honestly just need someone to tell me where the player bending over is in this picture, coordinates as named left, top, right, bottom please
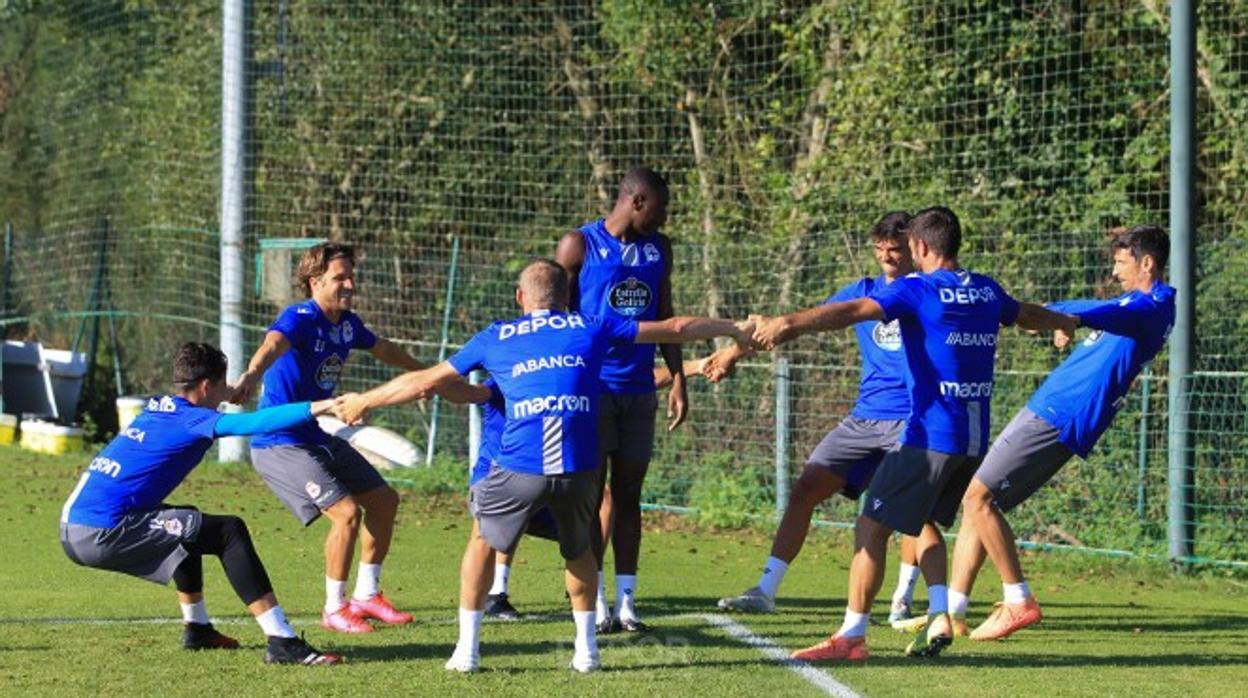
left=60, top=343, right=346, bottom=666
left=338, top=259, right=752, bottom=672
left=949, top=225, right=1175, bottom=640
left=751, top=207, right=1076, bottom=660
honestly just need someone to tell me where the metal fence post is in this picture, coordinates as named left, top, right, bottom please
left=774, top=357, right=790, bottom=516
left=1136, top=369, right=1152, bottom=520
left=468, top=370, right=482, bottom=474
left=1167, top=0, right=1196, bottom=565
left=219, top=0, right=253, bottom=462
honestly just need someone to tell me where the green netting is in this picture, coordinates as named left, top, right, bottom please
left=0, top=1, right=1244, bottom=566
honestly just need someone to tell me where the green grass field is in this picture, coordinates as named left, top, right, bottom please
left=2, top=445, right=1245, bottom=697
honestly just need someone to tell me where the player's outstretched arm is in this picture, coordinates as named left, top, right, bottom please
left=700, top=344, right=755, bottom=382
left=369, top=337, right=426, bottom=371
left=338, top=362, right=464, bottom=425
left=231, top=330, right=291, bottom=403
left=652, top=349, right=744, bottom=389
left=212, top=396, right=343, bottom=438
left=634, top=316, right=753, bottom=348
left=1014, top=303, right=1079, bottom=335
left=752, top=298, right=885, bottom=349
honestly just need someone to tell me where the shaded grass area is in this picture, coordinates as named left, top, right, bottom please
left=1, top=446, right=1245, bottom=697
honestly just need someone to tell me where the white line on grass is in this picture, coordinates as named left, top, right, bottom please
left=702, top=614, right=863, bottom=698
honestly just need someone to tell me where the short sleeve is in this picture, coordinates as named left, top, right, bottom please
left=825, top=279, right=864, bottom=305
left=1074, top=294, right=1157, bottom=338
left=448, top=327, right=493, bottom=375
left=349, top=314, right=377, bottom=350
left=995, top=282, right=1021, bottom=327
left=269, top=305, right=314, bottom=349
left=598, top=315, right=639, bottom=346
left=182, top=407, right=223, bottom=440
left=870, top=275, right=925, bottom=322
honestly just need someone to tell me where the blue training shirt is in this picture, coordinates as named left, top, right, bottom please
left=252, top=298, right=377, bottom=448
left=574, top=219, right=667, bottom=394
left=448, top=309, right=638, bottom=476
left=827, top=276, right=910, bottom=420
left=470, top=379, right=506, bottom=486
left=1027, top=282, right=1175, bottom=458
left=870, top=268, right=1020, bottom=456
left=62, top=396, right=314, bottom=528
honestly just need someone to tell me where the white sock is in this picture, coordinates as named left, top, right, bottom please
left=595, top=571, right=610, bottom=622
left=1003, top=580, right=1031, bottom=604
left=892, top=563, right=920, bottom=605
left=572, top=609, right=598, bottom=659
left=256, top=605, right=296, bottom=638
left=325, top=577, right=347, bottom=613
left=454, top=608, right=483, bottom=659
left=180, top=600, right=210, bottom=625
left=353, top=563, right=382, bottom=602
left=615, top=574, right=638, bottom=622
left=489, top=564, right=511, bottom=596
left=927, top=584, right=949, bottom=615
left=949, top=589, right=970, bottom=616
left=756, top=556, right=789, bottom=599
left=836, top=609, right=870, bottom=638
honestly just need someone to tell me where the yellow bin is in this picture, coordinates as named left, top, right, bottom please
left=116, top=396, right=148, bottom=431
left=0, top=414, right=16, bottom=445
left=20, top=419, right=84, bottom=455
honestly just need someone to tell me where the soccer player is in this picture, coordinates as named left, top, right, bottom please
left=715, top=212, right=934, bottom=631
left=337, top=259, right=752, bottom=672
left=60, top=343, right=344, bottom=665
left=555, top=167, right=683, bottom=632
left=949, top=225, right=1175, bottom=640
left=231, top=242, right=485, bottom=633
left=483, top=355, right=715, bottom=620
left=750, top=207, right=1077, bottom=660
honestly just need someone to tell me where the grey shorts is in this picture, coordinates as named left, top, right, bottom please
left=806, top=416, right=905, bottom=500
left=470, top=465, right=599, bottom=560
left=60, top=506, right=202, bottom=584
left=251, top=437, right=389, bottom=526
left=598, top=391, right=658, bottom=463
left=863, top=446, right=981, bottom=536
left=975, top=408, right=1075, bottom=513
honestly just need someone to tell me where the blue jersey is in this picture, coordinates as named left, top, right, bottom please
left=62, top=396, right=222, bottom=529
left=870, top=268, right=1020, bottom=456
left=1027, top=282, right=1175, bottom=458
left=827, top=276, right=910, bottom=420
left=470, top=380, right=506, bottom=486
left=253, top=299, right=377, bottom=448
left=448, top=309, right=638, bottom=476
left=574, top=219, right=668, bottom=394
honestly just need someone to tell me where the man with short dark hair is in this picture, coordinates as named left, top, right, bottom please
left=233, top=242, right=486, bottom=633
left=556, top=166, right=684, bottom=632
left=949, top=225, right=1175, bottom=641
left=337, top=258, right=753, bottom=673
left=61, top=343, right=345, bottom=665
left=751, top=206, right=1077, bottom=660
left=715, top=211, right=934, bottom=628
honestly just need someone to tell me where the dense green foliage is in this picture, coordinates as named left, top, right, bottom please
left=0, top=2, right=1244, bottom=561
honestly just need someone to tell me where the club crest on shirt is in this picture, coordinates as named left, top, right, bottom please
left=315, top=354, right=344, bottom=390
left=643, top=243, right=661, bottom=263
left=1083, top=330, right=1104, bottom=346
left=608, top=277, right=653, bottom=317
left=342, top=321, right=354, bottom=345
left=872, top=320, right=902, bottom=351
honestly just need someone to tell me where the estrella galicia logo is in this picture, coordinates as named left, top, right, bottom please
left=315, top=354, right=344, bottom=390
left=608, top=277, right=653, bottom=317
left=872, top=320, right=902, bottom=351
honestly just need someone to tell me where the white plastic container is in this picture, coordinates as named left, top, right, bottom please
left=116, top=396, right=148, bottom=431
left=19, top=419, right=84, bottom=455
